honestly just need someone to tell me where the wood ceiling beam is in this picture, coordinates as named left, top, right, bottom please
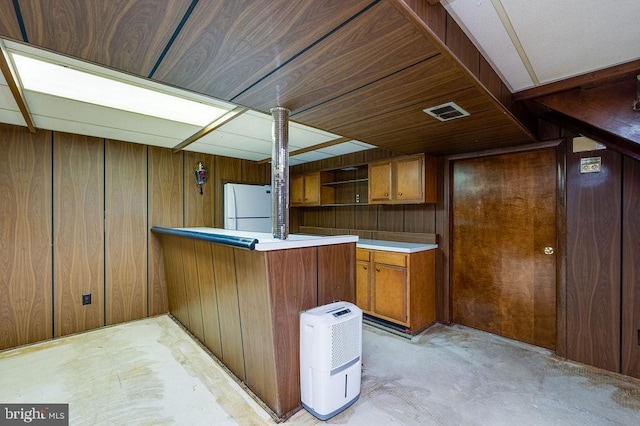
left=426, top=0, right=441, bottom=5
left=172, top=106, right=248, bottom=153
left=531, top=76, right=640, bottom=160
left=0, top=42, right=36, bottom=132
left=541, top=109, right=640, bottom=162
left=513, top=59, right=640, bottom=102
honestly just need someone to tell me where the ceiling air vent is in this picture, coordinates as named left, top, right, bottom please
left=423, top=102, right=470, bottom=122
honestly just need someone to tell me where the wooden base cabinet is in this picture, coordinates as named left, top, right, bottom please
left=356, top=247, right=436, bottom=332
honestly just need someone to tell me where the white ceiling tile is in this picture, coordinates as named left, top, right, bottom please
left=288, top=157, right=306, bottom=166
left=442, top=0, right=534, bottom=91
left=501, top=0, right=640, bottom=84
left=0, top=85, right=20, bottom=111
left=289, top=121, right=340, bottom=149
left=186, top=143, right=268, bottom=161
left=318, top=141, right=373, bottom=156
left=33, top=115, right=183, bottom=147
left=291, top=150, right=333, bottom=162
left=196, top=131, right=273, bottom=156
left=0, top=109, right=28, bottom=127
left=216, top=110, right=272, bottom=142
left=24, top=90, right=199, bottom=141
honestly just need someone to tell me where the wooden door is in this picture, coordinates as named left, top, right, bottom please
left=369, top=161, right=392, bottom=202
left=396, top=155, right=424, bottom=202
left=452, top=149, right=557, bottom=349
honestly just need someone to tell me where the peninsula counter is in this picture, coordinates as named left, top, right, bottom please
left=151, top=227, right=357, bottom=419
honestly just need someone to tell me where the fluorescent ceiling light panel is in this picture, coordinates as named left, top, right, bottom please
left=11, top=53, right=229, bottom=126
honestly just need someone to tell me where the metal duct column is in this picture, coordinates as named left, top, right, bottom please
left=271, top=107, right=289, bottom=240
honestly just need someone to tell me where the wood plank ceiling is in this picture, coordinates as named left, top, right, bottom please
left=0, top=0, right=536, bottom=156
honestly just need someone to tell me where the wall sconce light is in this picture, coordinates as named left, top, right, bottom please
left=194, top=162, right=208, bottom=195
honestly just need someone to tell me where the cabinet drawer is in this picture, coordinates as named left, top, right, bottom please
left=356, top=248, right=370, bottom=261
left=373, top=251, right=406, bottom=267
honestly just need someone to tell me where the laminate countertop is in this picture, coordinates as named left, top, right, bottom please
left=152, top=227, right=357, bottom=251
left=357, top=239, right=437, bottom=253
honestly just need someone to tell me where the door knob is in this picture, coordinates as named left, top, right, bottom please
left=544, top=246, right=554, bottom=255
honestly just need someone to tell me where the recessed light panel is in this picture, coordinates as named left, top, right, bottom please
left=11, top=53, right=229, bottom=126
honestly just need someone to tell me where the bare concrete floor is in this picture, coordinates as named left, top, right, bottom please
left=1, top=315, right=639, bottom=425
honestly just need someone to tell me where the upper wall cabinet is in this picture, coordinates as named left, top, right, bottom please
left=291, top=172, right=321, bottom=206
left=291, top=165, right=369, bottom=207
left=368, top=153, right=436, bottom=204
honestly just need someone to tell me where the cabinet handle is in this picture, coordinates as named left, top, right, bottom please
left=398, top=192, right=403, bottom=196
left=376, top=268, right=380, bottom=272
left=384, top=192, right=389, bottom=197
left=363, top=266, right=367, bottom=270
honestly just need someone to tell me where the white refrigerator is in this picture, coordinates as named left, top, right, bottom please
left=223, top=183, right=272, bottom=233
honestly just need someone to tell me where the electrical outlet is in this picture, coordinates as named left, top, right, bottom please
left=82, top=293, right=91, bottom=305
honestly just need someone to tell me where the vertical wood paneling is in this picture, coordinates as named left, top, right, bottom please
left=622, top=156, right=640, bottom=378
left=105, top=140, right=147, bottom=325
left=234, top=250, right=278, bottom=412
left=355, top=204, right=378, bottom=230
left=401, top=0, right=447, bottom=41
left=446, top=15, right=479, bottom=76
left=0, top=126, right=52, bottom=350
left=195, top=240, right=222, bottom=359
left=53, top=133, right=104, bottom=337
left=241, top=158, right=270, bottom=184
left=212, top=245, right=245, bottom=380
left=317, top=244, right=355, bottom=305
left=335, top=206, right=356, bottom=229
left=377, top=205, right=404, bottom=231
left=184, top=151, right=214, bottom=227
left=266, top=247, right=318, bottom=416
left=566, top=148, right=621, bottom=371
left=404, top=204, right=435, bottom=233
left=181, top=238, right=205, bottom=341
left=161, top=235, right=189, bottom=327
left=148, top=147, right=183, bottom=315
left=213, top=155, right=242, bottom=228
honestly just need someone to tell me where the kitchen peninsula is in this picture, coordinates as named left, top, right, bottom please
left=151, top=227, right=357, bottom=419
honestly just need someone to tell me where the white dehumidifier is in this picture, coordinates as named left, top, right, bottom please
left=300, top=301, right=362, bottom=420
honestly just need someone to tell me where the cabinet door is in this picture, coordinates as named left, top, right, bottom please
left=369, top=161, right=392, bottom=203
left=290, top=175, right=304, bottom=206
left=395, top=155, right=424, bottom=203
left=356, top=260, right=371, bottom=313
left=373, top=263, right=407, bottom=324
left=303, top=172, right=320, bottom=205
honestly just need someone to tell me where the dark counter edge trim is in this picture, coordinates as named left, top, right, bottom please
left=151, top=226, right=257, bottom=250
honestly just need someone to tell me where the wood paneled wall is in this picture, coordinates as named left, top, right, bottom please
left=622, top=155, right=640, bottom=378
left=0, top=123, right=269, bottom=351
left=105, top=140, right=148, bottom=325
left=566, top=147, right=622, bottom=372
left=0, top=125, right=52, bottom=349
left=54, top=133, right=104, bottom=337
